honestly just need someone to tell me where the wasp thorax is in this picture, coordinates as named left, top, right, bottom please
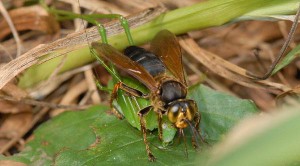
left=167, top=99, right=198, bottom=129
left=160, top=80, right=187, bottom=104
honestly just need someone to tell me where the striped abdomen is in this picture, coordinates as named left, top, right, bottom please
left=124, top=46, right=165, bottom=77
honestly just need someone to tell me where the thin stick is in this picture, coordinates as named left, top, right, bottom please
left=246, top=4, right=300, bottom=80
left=0, top=94, right=90, bottom=110
left=0, top=1, right=22, bottom=57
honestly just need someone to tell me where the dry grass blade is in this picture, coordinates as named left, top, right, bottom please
left=0, top=6, right=165, bottom=89
left=0, top=1, right=22, bottom=57
left=84, top=69, right=101, bottom=103
left=51, top=79, right=89, bottom=116
left=29, top=63, right=97, bottom=98
left=276, top=85, right=300, bottom=105
left=2, top=82, right=28, bottom=99
left=61, top=0, right=128, bottom=15
left=179, top=36, right=290, bottom=92
left=0, top=94, right=89, bottom=110
left=245, top=4, right=300, bottom=80
left=0, top=5, right=59, bottom=41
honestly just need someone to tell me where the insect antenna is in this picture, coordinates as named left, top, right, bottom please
left=178, top=128, right=188, bottom=158
left=184, top=119, right=201, bottom=149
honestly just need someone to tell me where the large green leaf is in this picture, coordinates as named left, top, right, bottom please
left=203, top=107, right=300, bottom=166
left=188, top=84, right=258, bottom=144
left=0, top=84, right=258, bottom=165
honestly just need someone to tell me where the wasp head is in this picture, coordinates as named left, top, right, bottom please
left=167, top=99, right=198, bottom=129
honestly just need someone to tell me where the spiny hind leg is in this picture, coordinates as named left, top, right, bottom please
left=94, top=78, right=123, bottom=119
left=138, top=106, right=155, bottom=162
left=157, top=111, right=163, bottom=141
left=110, top=82, right=149, bottom=119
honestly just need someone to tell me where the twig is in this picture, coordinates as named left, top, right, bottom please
left=179, top=36, right=290, bottom=92
left=246, top=3, right=300, bottom=80
left=0, top=94, right=90, bottom=110
left=0, top=1, right=22, bottom=57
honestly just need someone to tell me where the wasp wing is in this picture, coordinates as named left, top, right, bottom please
left=92, top=42, right=158, bottom=92
left=150, top=30, right=186, bottom=86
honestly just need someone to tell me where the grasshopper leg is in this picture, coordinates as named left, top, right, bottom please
left=138, top=106, right=155, bottom=162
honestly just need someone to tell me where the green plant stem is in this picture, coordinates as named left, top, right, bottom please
left=19, top=0, right=299, bottom=88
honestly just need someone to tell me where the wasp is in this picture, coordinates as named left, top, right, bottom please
left=92, top=29, right=201, bottom=161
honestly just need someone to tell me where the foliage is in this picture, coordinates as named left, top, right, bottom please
left=0, top=84, right=258, bottom=165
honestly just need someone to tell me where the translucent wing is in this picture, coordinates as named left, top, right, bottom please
left=150, top=30, right=186, bottom=86
left=92, top=42, right=158, bottom=92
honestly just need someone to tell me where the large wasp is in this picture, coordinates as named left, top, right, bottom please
left=92, top=30, right=200, bottom=161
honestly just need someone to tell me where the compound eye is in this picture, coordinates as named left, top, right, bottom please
left=167, top=104, right=180, bottom=123
left=186, top=100, right=197, bottom=121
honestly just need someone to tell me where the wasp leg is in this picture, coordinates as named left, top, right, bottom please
left=109, top=82, right=124, bottom=119
left=157, top=111, right=163, bottom=141
left=110, top=82, right=149, bottom=105
left=138, top=106, right=156, bottom=162
left=110, top=82, right=149, bottom=119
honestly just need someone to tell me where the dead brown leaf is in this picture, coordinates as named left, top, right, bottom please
left=179, top=36, right=291, bottom=92
left=0, top=5, right=59, bottom=40
left=0, top=100, right=31, bottom=114
left=0, top=112, right=33, bottom=153
left=0, top=160, right=27, bottom=166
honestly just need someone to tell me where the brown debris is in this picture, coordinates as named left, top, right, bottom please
left=0, top=112, right=33, bottom=153
left=0, top=160, right=27, bottom=166
left=0, top=5, right=60, bottom=40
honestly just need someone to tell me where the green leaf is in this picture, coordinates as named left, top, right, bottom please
left=188, top=84, right=258, bottom=144
left=204, top=107, right=300, bottom=166
left=1, top=84, right=258, bottom=165
left=1, top=106, right=104, bottom=165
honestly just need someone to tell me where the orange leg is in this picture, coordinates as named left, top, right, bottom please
left=157, top=111, right=163, bottom=141
left=110, top=82, right=124, bottom=119
left=110, top=82, right=149, bottom=119
left=138, top=106, right=155, bottom=162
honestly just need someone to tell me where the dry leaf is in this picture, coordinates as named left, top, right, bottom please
left=0, top=160, right=27, bottom=166
left=0, top=112, right=33, bottom=150
left=0, top=5, right=59, bottom=40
